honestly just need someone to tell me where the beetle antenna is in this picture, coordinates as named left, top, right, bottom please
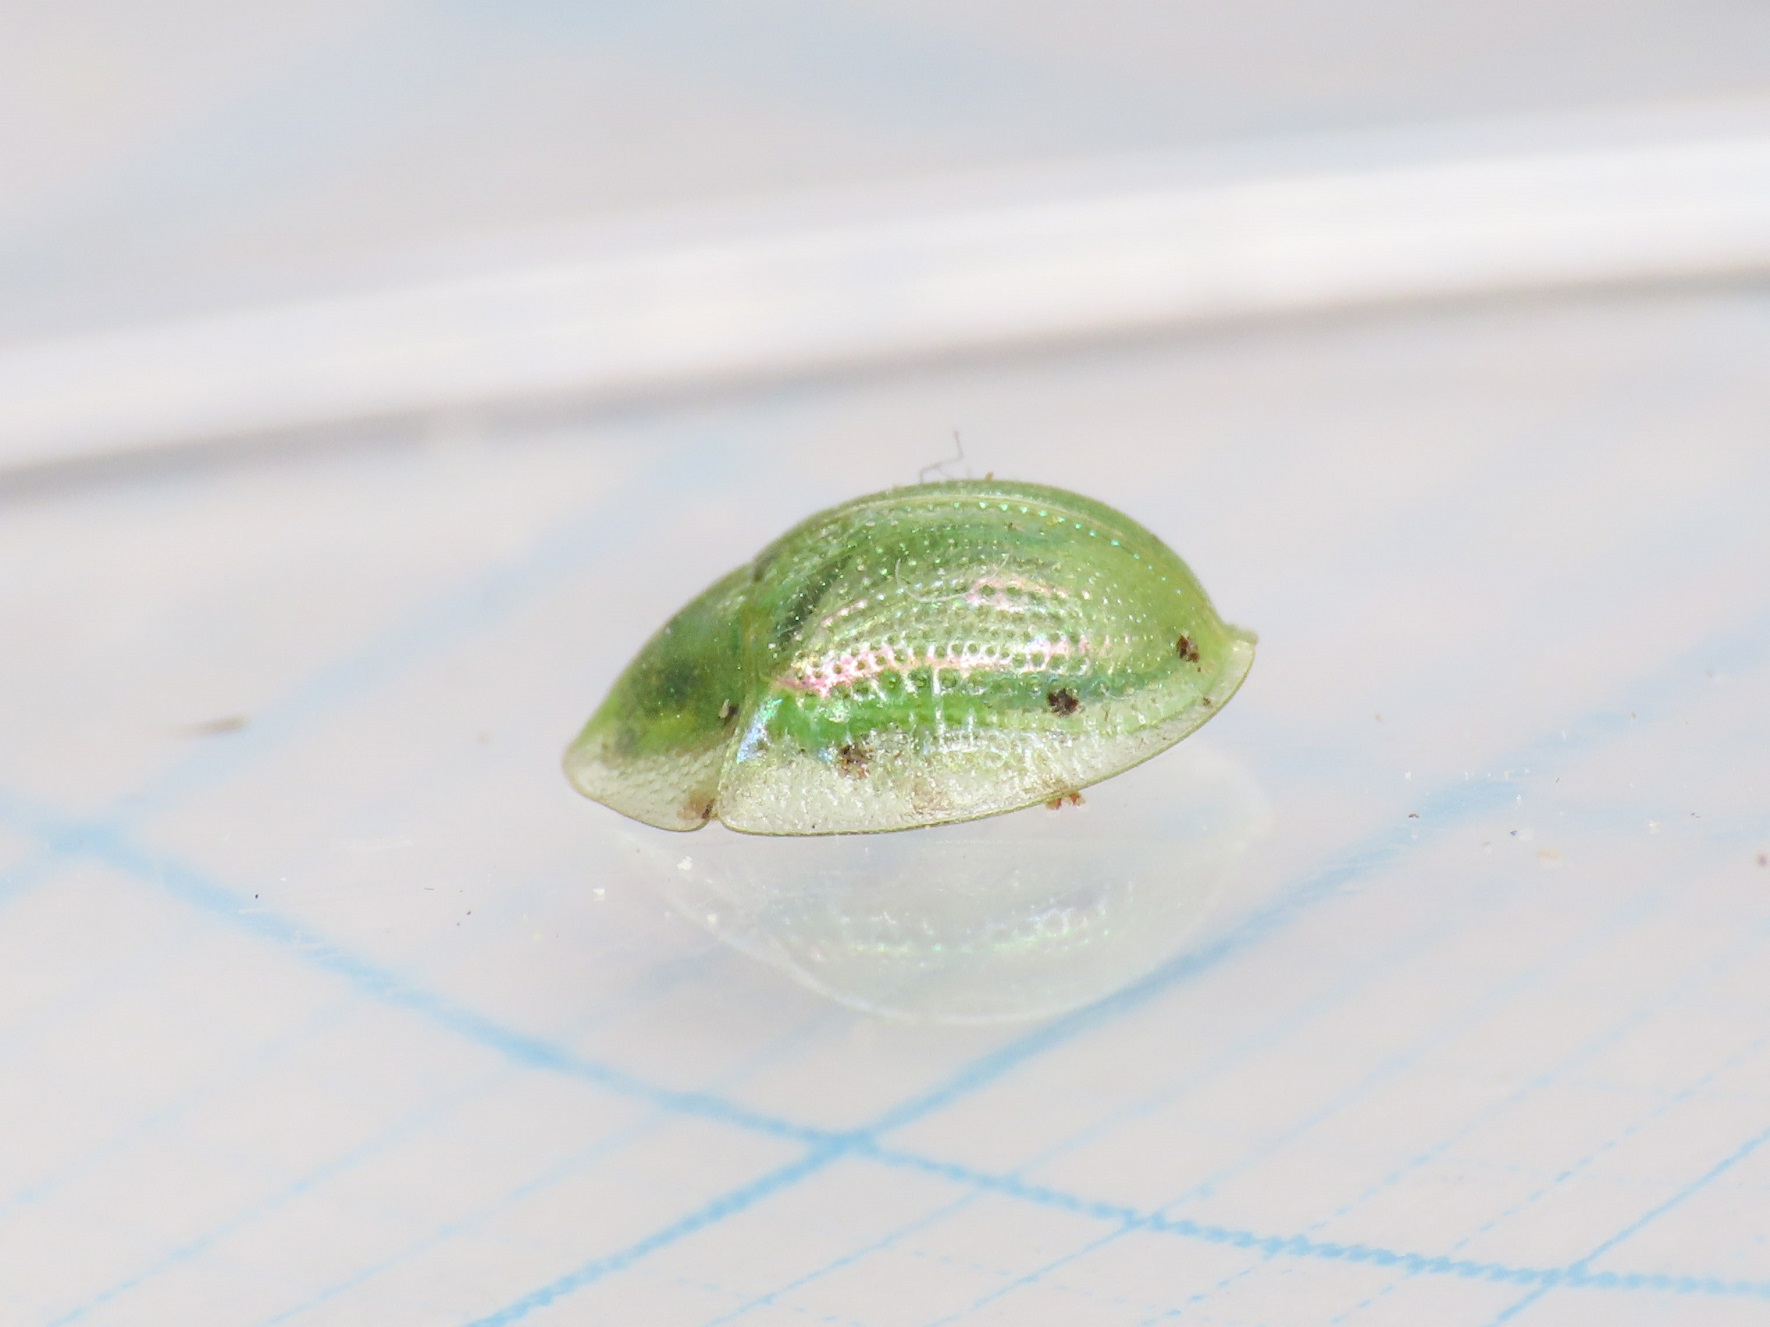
left=918, top=430, right=969, bottom=484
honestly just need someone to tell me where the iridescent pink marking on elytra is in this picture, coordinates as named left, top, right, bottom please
left=780, top=634, right=1095, bottom=699
left=817, top=597, right=871, bottom=629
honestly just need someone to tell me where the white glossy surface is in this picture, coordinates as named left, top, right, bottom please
left=6, top=289, right=1770, bottom=1327
left=627, top=740, right=1271, bottom=1022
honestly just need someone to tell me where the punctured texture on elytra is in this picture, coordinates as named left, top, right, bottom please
left=565, top=479, right=1255, bottom=835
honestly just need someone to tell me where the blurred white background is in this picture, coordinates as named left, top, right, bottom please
left=8, top=0, right=1770, bottom=335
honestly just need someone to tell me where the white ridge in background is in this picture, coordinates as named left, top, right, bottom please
left=2, top=100, right=1770, bottom=472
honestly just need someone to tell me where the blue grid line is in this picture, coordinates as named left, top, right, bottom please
left=11, top=944, right=803, bottom=1322
left=518, top=1119, right=1770, bottom=1321
left=0, top=845, right=58, bottom=910
left=918, top=837, right=1770, bottom=1324
left=112, top=429, right=743, bottom=827
left=0, top=827, right=762, bottom=1233
left=54, top=999, right=844, bottom=1327
left=855, top=1145, right=1770, bottom=1305
left=1122, top=880, right=1753, bottom=1320
left=0, top=420, right=843, bottom=1270
left=2, top=986, right=414, bottom=1226
left=0, top=944, right=377, bottom=1223
left=0, top=699, right=1539, bottom=1162
left=0, top=763, right=1579, bottom=1325
left=857, top=822, right=1451, bottom=1143
left=0, top=794, right=833, bottom=1150
left=257, top=1116, right=675, bottom=1327
left=698, top=1194, right=983, bottom=1327
left=1481, top=1108, right=1770, bottom=1323
left=9, top=705, right=1760, bottom=1321
left=3, top=459, right=1764, bottom=1324
left=0, top=418, right=738, bottom=933
left=43, top=1063, right=515, bottom=1327
left=0, top=851, right=225, bottom=1066
left=2, top=771, right=1422, bottom=1322
left=1330, top=909, right=1770, bottom=1324
left=1137, top=877, right=1670, bottom=1201
left=796, top=842, right=1681, bottom=1327
left=862, top=779, right=1605, bottom=1143
left=1164, top=897, right=1770, bottom=1324
left=0, top=724, right=1552, bottom=1181
left=0, top=810, right=1741, bottom=1327
left=912, top=874, right=1680, bottom=1326
left=921, top=1225, right=1120, bottom=1327
left=458, top=606, right=1770, bottom=1324
left=1, top=600, right=1765, bottom=1323
left=341, top=789, right=1713, bottom=1327
left=732, top=834, right=1563, bottom=1327
left=855, top=613, right=1766, bottom=1146
left=464, top=1141, right=853, bottom=1327
left=255, top=1007, right=846, bottom=1327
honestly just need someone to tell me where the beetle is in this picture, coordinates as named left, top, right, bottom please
left=565, top=479, right=1255, bottom=834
